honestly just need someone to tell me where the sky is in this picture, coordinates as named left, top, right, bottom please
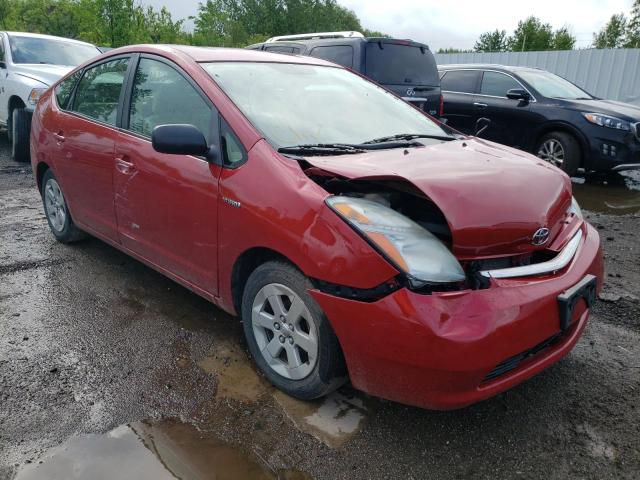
left=145, top=0, right=635, bottom=51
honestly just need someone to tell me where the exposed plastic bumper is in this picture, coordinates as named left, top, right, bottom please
left=311, top=223, right=603, bottom=410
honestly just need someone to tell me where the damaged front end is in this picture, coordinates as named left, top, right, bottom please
left=302, top=159, right=582, bottom=297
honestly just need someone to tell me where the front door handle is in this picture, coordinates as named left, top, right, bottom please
left=53, top=132, right=65, bottom=143
left=115, top=156, right=136, bottom=175
left=473, top=102, right=488, bottom=109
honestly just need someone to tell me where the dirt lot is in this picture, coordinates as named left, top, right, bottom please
left=1, top=136, right=639, bottom=480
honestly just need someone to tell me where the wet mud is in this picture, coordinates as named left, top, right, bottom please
left=1, top=139, right=639, bottom=479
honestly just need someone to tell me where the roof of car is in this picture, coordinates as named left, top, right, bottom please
left=438, top=63, right=542, bottom=73
left=247, top=37, right=430, bottom=50
left=3, top=31, right=97, bottom=48
left=104, top=44, right=340, bottom=66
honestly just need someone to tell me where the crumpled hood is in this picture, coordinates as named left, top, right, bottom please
left=13, top=64, right=73, bottom=86
left=305, top=138, right=572, bottom=257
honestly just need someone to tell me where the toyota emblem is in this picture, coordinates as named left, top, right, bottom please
left=531, top=227, right=550, bottom=246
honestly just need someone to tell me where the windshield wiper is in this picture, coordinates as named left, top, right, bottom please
left=363, top=133, right=456, bottom=144
left=278, top=140, right=424, bottom=156
left=278, top=143, right=367, bottom=156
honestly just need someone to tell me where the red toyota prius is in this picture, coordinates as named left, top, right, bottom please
left=30, top=45, right=603, bottom=410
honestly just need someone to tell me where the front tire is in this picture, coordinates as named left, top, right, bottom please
left=11, top=107, right=31, bottom=163
left=41, top=169, right=86, bottom=243
left=536, top=131, right=581, bottom=176
left=241, top=261, right=347, bottom=400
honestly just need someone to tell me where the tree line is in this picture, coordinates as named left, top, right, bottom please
left=438, top=1, right=640, bottom=54
left=0, top=0, right=386, bottom=48
left=593, top=1, right=640, bottom=49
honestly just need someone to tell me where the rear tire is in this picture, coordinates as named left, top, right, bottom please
left=535, top=131, right=581, bottom=176
left=241, top=261, right=347, bottom=400
left=11, top=107, right=31, bottom=163
left=41, top=169, right=86, bottom=243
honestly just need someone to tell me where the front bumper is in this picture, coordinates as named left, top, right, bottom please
left=584, top=123, right=640, bottom=171
left=311, top=223, right=603, bottom=410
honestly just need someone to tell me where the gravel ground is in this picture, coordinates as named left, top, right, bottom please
left=0, top=136, right=639, bottom=480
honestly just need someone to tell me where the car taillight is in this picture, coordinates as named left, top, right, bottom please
left=439, top=94, right=444, bottom=117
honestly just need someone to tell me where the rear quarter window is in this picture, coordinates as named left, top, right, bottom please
left=308, top=45, right=354, bottom=68
left=54, top=70, right=82, bottom=110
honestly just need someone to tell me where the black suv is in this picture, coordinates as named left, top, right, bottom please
left=438, top=64, right=640, bottom=175
left=248, top=32, right=442, bottom=117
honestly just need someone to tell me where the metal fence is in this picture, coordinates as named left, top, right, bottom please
left=434, top=49, right=640, bottom=106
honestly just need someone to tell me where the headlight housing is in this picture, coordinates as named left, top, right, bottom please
left=28, top=87, right=47, bottom=107
left=326, top=196, right=465, bottom=287
left=582, top=112, right=630, bottom=131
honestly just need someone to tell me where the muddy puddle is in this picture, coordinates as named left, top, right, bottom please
left=572, top=170, right=640, bottom=215
left=14, top=420, right=311, bottom=480
left=197, top=336, right=371, bottom=449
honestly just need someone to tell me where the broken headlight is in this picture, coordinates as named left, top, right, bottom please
left=326, top=196, right=465, bottom=287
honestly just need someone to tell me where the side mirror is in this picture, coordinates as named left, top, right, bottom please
left=475, top=117, right=491, bottom=136
left=152, top=124, right=210, bottom=157
left=506, top=88, right=530, bottom=101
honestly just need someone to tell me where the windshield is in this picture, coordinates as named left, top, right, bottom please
left=9, top=35, right=100, bottom=66
left=518, top=70, right=593, bottom=100
left=365, top=43, right=439, bottom=86
left=203, top=62, right=448, bottom=149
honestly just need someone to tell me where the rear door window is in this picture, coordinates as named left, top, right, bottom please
left=365, top=43, right=439, bottom=86
left=440, top=70, right=480, bottom=94
left=480, top=71, right=522, bottom=97
left=308, top=45, right=353, bottom=68
left=71, top=57, right=129, bottom=125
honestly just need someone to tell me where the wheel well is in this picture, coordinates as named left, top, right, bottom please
left=231, top=247, right=294, bottom=316
left=8, top=95, right=26, bottom=120
left=36, top=162, right=50, bottom=192
left=534, top=125, right=585, bottom=165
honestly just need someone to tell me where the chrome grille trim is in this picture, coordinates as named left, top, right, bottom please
left=480, top=230, right=583, bottom=279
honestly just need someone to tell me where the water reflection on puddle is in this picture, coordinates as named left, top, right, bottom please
left=572, top=171, right=640, bottom=215
left=273, top=390, right=368, bottom=449
left=15, top=420, right=310, bottom=480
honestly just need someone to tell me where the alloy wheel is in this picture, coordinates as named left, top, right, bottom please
left=44, top=178, right=67, bottom=232
left=251, top=283, right=319, bottom=380
left=537, top=139, right=565, bottom=167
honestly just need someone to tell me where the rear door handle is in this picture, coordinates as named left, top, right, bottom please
left=53, top=132, right=65, bottom=143
left=473, top=102, right=488, bottom=109
left=115, top=156, right=136, bottom=175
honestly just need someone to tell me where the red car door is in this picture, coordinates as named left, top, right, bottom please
left=53, top=56, right=131, bottom=242
left=113, top=56, right=221, bottom=294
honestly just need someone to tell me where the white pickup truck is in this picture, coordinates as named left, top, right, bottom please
left=0, top=32, right=101, bottom=162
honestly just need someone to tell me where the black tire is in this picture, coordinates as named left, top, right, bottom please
left=41, top=169, right=86, bottom=243
left=11, top=107, right=31, bottom=163
left=535, top=131, right=581, bottom=176
left=241, top=261, right=347, bottom=400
